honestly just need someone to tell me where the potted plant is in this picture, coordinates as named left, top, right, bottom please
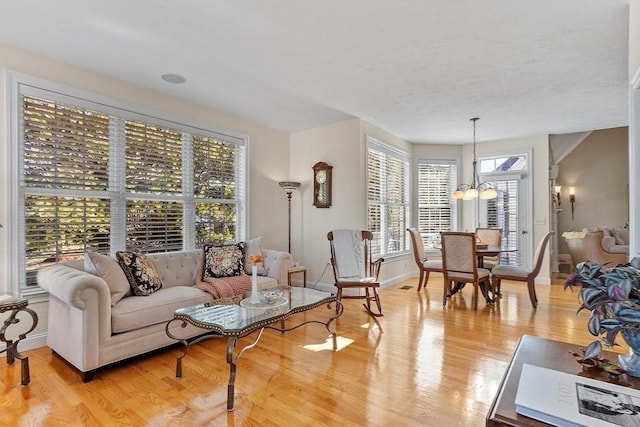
left=565, top=257, right=640, bottom=377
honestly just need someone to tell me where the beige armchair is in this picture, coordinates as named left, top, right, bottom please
left=563, top=230, right=628, bottom=266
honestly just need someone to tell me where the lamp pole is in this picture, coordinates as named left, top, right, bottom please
left=278, top=181, right=301, bottom=255
left=286, top=191, right=293, bottom=253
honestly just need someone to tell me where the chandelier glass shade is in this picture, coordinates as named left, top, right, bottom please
left=452, top=117, right=497, bottom=200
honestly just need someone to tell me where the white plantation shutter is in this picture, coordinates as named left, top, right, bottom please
left=417, top=160, right=457, bottom=249
left=193, top=134, right=246, bottom=245
left=479, top=176, right=527, bottom=267
left=21, top=96, right=112, bottom=285
left=17, top=82, right=247, bottom=289
left=367, top=138, right=410, bottom=257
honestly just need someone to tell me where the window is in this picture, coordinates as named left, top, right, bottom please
left=367, top=138, right=410, bottom=257
left=15, top=78, right=246, bottom=290
left=416, top=159, right=458, bottom=249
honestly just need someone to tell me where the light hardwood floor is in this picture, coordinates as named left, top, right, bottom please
left=1, top=275, right=625, bottom=426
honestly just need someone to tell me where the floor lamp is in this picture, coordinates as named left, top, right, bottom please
left=278, top=181, right=301, bottom=254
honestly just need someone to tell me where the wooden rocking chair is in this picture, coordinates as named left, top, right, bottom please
left=328, top=230, right=384, bottom=317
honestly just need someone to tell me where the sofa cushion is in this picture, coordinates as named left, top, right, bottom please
left=244, top=237, right=267, bottom=275
left=146, top=250, right=200, bottom=289
left=203, top=243, right=245, bottom=278
left=84, top=251, right=131, bottom=306
left=613, top=227, right=629, bottom=246
left=111, top=286, right=211, bottom=333
left=609, top=245, right=629, bottom=254
left=116, top=251, right=163, bottom=296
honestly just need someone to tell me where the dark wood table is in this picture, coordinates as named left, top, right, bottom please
left=476, top=246, right=517, bottom=268
left=486, top=335, right=640, bottom=426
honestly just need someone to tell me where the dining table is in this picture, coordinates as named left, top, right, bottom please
left=476, top=245, right=517, bottom=268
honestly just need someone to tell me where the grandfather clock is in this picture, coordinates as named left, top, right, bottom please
left=312, top=161, right=332, bottom=208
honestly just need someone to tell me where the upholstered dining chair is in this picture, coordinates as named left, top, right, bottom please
left=407, top=228, right=443, bottom=291
left=328, top=230, right=384, bottom=317
left=490, top=232, right=553, bottom=309
left=475, top=227, right=503, bottom=270
left=440, top=232, right=493, bottom=310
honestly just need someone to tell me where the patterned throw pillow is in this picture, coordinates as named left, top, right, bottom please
left=116, top=251, right=163, bottom=296
left=203, top=243, right=245, bottom=278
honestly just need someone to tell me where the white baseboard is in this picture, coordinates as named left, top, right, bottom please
left=0, top=331, right=47, bottom=352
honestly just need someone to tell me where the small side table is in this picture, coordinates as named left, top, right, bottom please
left=0, top=294, right=38, bottom=385
left=288, top=265, right=307, bottom=287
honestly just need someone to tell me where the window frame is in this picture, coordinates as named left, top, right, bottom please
left=366, top=136, right=411, bottom=259
left=6, top=71, right=248, bottom=294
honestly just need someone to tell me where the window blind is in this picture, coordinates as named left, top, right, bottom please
left=17, top=84, right=247, bottom=289
left=416, top=160, right=457, bottom=249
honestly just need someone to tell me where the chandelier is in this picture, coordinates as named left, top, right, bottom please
left=452, top=117, right=497, bottom=200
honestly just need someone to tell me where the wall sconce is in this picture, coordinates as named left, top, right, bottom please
left=554, top=185, right=562, bottom=206
left=569, top=186, right=576, bottom=219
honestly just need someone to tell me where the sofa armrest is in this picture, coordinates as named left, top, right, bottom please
left=38, top=264, right=110, bottom=308
left=601, top=236, right=616, bottom=252
left=37, top=264, right=113, bottom=343
left=262, top=249, right=293, bottom=286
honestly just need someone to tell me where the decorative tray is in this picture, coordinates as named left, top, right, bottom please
left=240, top=295, right=288, bottom=309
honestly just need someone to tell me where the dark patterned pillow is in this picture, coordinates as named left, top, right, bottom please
left=203, top=243, right=245, bottom=278
left=116, top=251, right=163, bottom=296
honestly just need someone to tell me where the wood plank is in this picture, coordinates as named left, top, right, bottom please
left=1, top=275, right=627, bottom=425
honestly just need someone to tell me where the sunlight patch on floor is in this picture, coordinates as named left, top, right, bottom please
left=302, top=335, right=353, bottom=352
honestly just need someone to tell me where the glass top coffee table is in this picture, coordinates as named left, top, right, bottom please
left=165, top=286, right=343, bottom=411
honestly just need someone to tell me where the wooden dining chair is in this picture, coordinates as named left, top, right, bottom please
left=475, top=227, right=502, bottom=270
left=407, top=228, right=443, bottom=291
left=440, top=232, right=493, bottom=310
left=490, top=232, right=553, bottom=309
left=328, top=230, right=384, bottom=317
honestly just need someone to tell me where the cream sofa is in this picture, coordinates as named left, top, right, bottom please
left=37, top=247, right=291, bottom=381
left=563, top=230, right=628, bottom=266
left=599, top=226, right=630, bottom=255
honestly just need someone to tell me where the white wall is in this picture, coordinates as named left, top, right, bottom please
left=629, top=1, right=640, bottom=259
left=290, top=118, right=415, bottom=289
left=556, top=127, right=629, bottom=255
left=0, top=44, right=290, bottom=349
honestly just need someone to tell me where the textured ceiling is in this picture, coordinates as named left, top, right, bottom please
left=0, top=0, right=630, bottom=144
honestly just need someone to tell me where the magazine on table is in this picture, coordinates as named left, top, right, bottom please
left=515, top=363, right=640, bottom=427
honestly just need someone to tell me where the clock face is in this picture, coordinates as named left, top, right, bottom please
left=315, top=170, right=327, bottom=184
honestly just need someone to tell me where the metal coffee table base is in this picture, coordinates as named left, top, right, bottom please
left=166, top=301, right=343, bottom=411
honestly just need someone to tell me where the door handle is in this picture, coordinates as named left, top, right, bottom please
left=521, top=230, right=528, bottom=234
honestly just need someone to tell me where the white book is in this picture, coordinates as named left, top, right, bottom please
left=515, top=363, right=640, bottom=427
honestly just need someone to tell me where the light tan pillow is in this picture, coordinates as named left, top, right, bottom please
left=244, top=237, right=267, bottom=275
left=613, top=227, right=629, bottom=245
left=84, top=251, right=131, bottom=306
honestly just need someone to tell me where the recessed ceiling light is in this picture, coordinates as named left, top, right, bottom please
left=161, top=73, right=186, bottom=84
